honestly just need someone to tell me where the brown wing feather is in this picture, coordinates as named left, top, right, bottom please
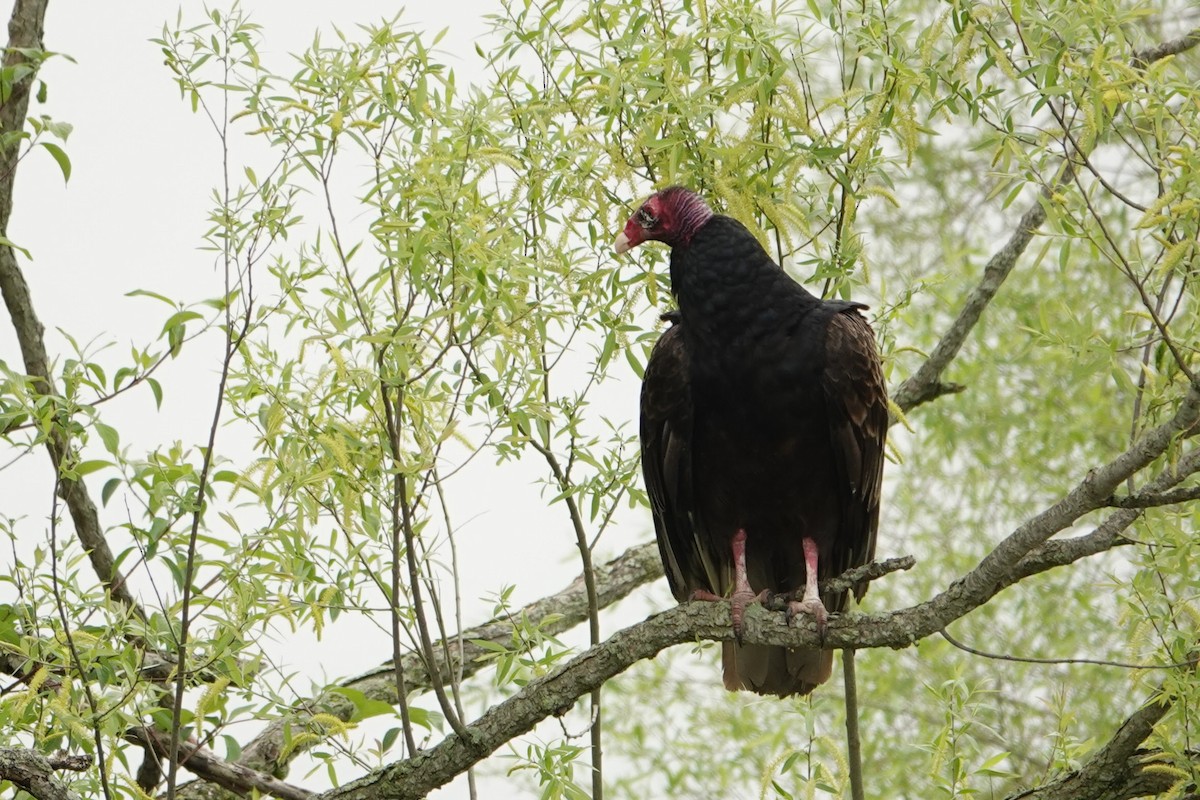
left=639, top=316, right=705, bottom=602
left=820, top=309, right=888, bottom=603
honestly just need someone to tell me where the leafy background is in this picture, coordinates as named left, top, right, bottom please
left=1, top=0, right=1199, bottom=798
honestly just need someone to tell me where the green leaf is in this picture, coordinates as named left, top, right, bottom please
left=168, top=325, right=184, bottom=357
left=0, top=234, right=32, bottom=259
left=40, top=141, right=70, bottom=182
left=328, top=687, right=395, bottom=721
left=72, top=459, right=111, bottom=477
left=160, top=310, right=204, bottom=337
left=126, top=289, right=178, bottom=306
left=0, top=604, right=20, bottom=646
left=222, top=735, right=242, bottom=762
left=147, top=377, right=163, bottom=409
left=95, top=421, right=120, bottom=454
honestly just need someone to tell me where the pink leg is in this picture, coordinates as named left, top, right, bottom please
left=787, top=537, right=828, bottom=637
left=689, top=529, right=767, bottom=642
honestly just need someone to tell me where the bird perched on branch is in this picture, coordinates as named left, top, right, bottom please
left=617, top=186, right=887, bottom=697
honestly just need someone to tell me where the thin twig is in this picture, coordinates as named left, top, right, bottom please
left=1109, top=485, right=1200, bottom=508
left=166, top=19, right=256, bottom=799
left=843, top=649, right=865, bottom=800
left=940, top=629, right=1200, bottom=670
left=47, top=480, right=113, bottom=800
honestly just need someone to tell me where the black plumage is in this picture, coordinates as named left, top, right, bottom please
left=618, top=187, right=888, bottom=697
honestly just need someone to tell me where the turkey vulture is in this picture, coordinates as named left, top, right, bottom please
left=618, top=187, right=887, bottom=697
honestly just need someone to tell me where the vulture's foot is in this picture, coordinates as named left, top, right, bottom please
left=728, top=584, right=768, bottom=643
left=787, top=536, right=828, bottom=641
left=786, top=594, right=828, bottom=639
left=728, top=528, right=766, bottom=642
left=687, top=528, right=766, bottom=642
left=687, top=586, right=765, bottom=642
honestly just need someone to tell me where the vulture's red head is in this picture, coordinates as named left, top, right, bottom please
left=614, top=186, right=714, bottom=254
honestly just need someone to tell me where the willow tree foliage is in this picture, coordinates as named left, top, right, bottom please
left=1, top=1, right=1199, bottom=799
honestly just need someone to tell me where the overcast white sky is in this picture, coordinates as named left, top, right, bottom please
left=2, top=3, right=677, bottom=797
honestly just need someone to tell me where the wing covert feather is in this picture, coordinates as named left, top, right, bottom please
left=639, top=317, right=706, bottom=602
left=820, top=310, right=888, bottom=601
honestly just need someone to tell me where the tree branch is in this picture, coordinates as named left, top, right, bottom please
left=1003, top=444, right=1200, bottom=593
left=893, top=25, right=1200, bottom=417
left=322, top=384, right=1200, bottom=799
left=133, top=729, right=312, bottom=800
left=941, top=627, right=1197, bottom=670
left=957, top=384, right=1200, bottom=604
left=1108, top=485, right=1200, bottom=508
left=1133, top=26, right=1200, bottom=66
left=891, top=186, right=1059, bottom=414
left=179, top=542, right=663, bottom=788
left=0, top=0, right=144, bottom=620
left=0, top=747, right=91, bottom=800
left=1006, top=685, right=1182, bottom=800
left=822, top=555, right=915, bottom=596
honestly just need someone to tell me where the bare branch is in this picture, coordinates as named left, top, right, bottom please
left=958, top=385, right=1200, bottom=603
left=822, top=555, right=915, bottom=595
left=1003, top=513, right=1137, bottom=587
left=0, top=747, right=91, bottom=800
left=764, top=555, right=915, bottom=611
left=0, top=650, right=58, bottom=692
left=1005, top=445, right=1200, bottom=592
left=940, top=628, right=1198, bottom=670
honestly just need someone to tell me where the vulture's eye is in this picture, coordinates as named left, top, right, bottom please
left=636, top=207, right=658, bottom=228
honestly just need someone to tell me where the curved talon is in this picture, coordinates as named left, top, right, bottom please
left=689, top=529, right=771, bottom=643
left=786, top=536, right=829, bottom=642
left=787, top=596, right=828, bottom=641
left=730, top=587, right=769, bottom=643
left=690, top=587, right=767, bottom=643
